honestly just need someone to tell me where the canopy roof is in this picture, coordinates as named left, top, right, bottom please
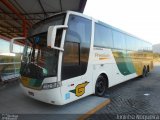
left=0, top=0, right=87, bottom=39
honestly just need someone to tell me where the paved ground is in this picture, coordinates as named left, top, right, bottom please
left=89, top=63, right=160, bottom=120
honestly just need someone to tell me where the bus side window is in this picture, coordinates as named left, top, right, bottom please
left=94, top=23, right=113, bottom=48
left=113, top=30, right=126, bottom=50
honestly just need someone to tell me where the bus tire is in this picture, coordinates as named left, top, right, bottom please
left=95, top=75, right=107, bottom=97
left=142, top=66, right=147, bottom=78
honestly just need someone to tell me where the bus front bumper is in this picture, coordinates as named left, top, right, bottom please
left=20, top=84, right=64, bottom=105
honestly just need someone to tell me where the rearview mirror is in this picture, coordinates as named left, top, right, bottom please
left=47, top=25, right=68, bottom=51
left=10, top=37, right=26, bottom=54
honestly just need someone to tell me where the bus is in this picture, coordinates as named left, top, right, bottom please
left=10, top=11, right=153, bottom=105
left=0, top=39, right=23, bottom=82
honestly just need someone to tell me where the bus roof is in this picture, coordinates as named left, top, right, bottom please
left=30, top=10, right=152, bottom=45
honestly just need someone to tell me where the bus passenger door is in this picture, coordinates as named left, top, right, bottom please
left=60, top=14, right=92, bottom=103
left=61, top=41, right=82, bottom=102
left=61, top=40, right=92, bottom=103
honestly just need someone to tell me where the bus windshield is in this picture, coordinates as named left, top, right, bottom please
left=20, top=13, right=66, bottom=79
left=20, top=33, right=59, bottom=79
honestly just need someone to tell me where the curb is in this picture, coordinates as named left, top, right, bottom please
left=78, top=98, right=111, bottom=120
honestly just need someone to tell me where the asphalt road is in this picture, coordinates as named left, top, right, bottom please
left=89, top=63, right=160, bottom=120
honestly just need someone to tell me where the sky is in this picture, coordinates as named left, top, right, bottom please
left=84, top=0, right=160, bottom=45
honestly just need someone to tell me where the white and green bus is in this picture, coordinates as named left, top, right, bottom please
left=10, top=11, right=153, bottom=105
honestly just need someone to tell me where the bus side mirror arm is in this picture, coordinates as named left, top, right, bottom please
left=10, top=37, right=26, bottom=53
left=47, top=25, right=68, bottom=50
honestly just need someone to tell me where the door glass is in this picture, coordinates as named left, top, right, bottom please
left=62, top=15, right=91, bottom=80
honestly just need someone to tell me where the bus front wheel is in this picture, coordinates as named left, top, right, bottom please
left=95, top=75, right=107, bottom=97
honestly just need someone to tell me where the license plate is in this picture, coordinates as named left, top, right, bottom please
left=28, top=91, right=34, bottom=96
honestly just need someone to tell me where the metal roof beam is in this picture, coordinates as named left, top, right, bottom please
left=0, top=30, right=15, bottom=38
left=0, top=18, right=43, bottom=21
left=0, top=12, right=58, bottom=15
left=0, top=7, right=22, bottom=27
left=0, top=24, right=22, bottom=36
left=0, top=26, right=20, bottom=34
left=0, top=21, right=23, bottom=38
left=9, top=0, right=35, bottom=25
left=0, top=26, right=21, bottom=29
left=0, top=33, right=12, bottom=39
left=0, top=34, right=11, bottom=40
left=0, top=8, right=25, bottom=36
left=4, top=21, right=22, bottom=32
left=1, top=0, right=31, bottom=37
left=0, top=0, right=32, bottom=27
left=0, top=24, right=15, bottom=32
left=0, top=32, right=22, bottom=34
left=38, top=0, right=48, bottom=19
left=0, top=27, right=21, bottom=35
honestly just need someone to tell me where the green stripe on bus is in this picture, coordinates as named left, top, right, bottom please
left=113, top=51, right=136, bottom=75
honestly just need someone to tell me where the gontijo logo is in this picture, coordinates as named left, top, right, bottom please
left=95, top=53, right=110, bottom=60
left=69, top=81, right=89, bottom=97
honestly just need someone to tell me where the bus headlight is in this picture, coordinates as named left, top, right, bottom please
left=42, top=82, right=61, bottom=90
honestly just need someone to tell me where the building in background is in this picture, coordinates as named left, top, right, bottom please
left=153, top=44, right=160, bottom=53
